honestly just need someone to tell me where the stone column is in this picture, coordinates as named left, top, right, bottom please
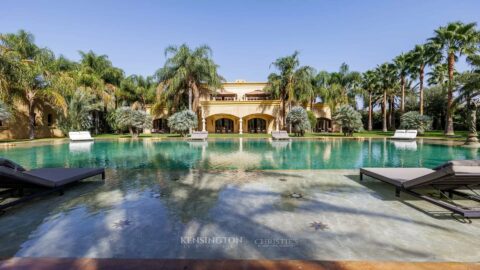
left=276, top=118, right=279, bottom=131
left=202, top=117, right=206, bottom=132
left=239, top=117, right=243, bottom=134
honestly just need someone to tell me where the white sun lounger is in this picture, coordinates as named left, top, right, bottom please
left=190, top=131, right=208, bottom=141
left=272, top=130, right=291, bottom=140
left=69, top=131, right=94, bottom=141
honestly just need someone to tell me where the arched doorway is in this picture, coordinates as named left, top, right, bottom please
left=153, top=118, right=169, bottom=133
left=247, top=118, right=267, bottom=133
left=215, top=118, right=234, bottom=133
left=315, top=117, right=332, bottom=132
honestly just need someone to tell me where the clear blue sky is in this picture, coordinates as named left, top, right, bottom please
left=1, top=0, right=479, bottom=81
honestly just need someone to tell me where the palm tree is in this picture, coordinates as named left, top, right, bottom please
left=265, top=52, right=315, bottom=128
left=78, top=50, right=124, bottom=133
left=156, top=44, right=223, bottom=115
left=394, top=53, right=411, bottom=113
left=429, top=21, right=479, bottom=135
left=361, top=70, right=379, bottom=131
left=376, top=63, right=398, bottom=132
left=119, top=75, right=156, bottom=109
left=0, top=30, right=66, bottom=139
left=407, top=43, right=439, bottom=115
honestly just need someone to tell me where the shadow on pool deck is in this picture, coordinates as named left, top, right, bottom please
left=0, top=169, right=479, bottom=261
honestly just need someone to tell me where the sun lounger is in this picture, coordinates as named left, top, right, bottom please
left=360, top=160, right=480, bottom=217
left=0, top=158, right=104, bottom=213
left=391, top=129, right=417, bottom=140
left=272, top=130, right=291, bottom=140
left=190, top=131, right=208, bottom=141
left=69, top=131, right=94, bottom=141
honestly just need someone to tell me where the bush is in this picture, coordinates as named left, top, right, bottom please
left=167, top=110, right=198, bottom=136
left=114, top=106, right=152, bottom=138
left=286, top=106, right=310, bottom=136
left=399, top=111, right=432, bottom=135
left=333, top=105, right=363, bottom=136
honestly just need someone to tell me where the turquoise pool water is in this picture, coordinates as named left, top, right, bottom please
left=0, top=139, right=478, bottom=170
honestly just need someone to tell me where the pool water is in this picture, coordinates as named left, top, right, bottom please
left=0, top=139, right=478, bottom=170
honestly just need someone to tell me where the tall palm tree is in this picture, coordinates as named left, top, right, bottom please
left=265, top=52, right=314, bottom=128
left=429, top=21, right=479, bottom=135
left=394, top=53, right=411, bottom=113
left=407, top=43, right=439, bottom=115
left=119, top=75, right=156, bottom=109
left=376, top=63, right=398, bottom=132
left=361, top=70, right=380, bottom=131
left=0, top=30, right=66, bottom=139
left=156, top=44, right=223, bottom=115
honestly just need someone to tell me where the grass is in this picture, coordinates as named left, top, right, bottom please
left=0, top=130, right=471, bottom=144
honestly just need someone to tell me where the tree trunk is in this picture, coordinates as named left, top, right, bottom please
left=419, top=64, right=425, bottom=115
left=368, top=92, right=372, bottom=131
left=400, top=75, right=405, bottom=113
left=129, top=126, right=135, bottom=137
left=390, top=96, right=395, bottom=130
left=445, top=53, right=455, bottom=136
left=190, top=82, right=200, bottom=113
left=282, top=96, right=286, bottom=130
left=382, top=90, right=387, bottom=132
left=387, top=96, right=392, bottom=130
left=28, top=101, right=35, bottom=140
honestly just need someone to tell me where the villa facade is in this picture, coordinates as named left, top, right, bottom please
left=0, top=101, right=63, bottom=140
left=148, top=80, right=333, bottom=134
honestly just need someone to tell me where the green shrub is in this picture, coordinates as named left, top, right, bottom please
left=399, top=111, right=432, bottom=135
left=167, top=110, right=198, bottom=136
left=333, top=105, right=363, bottom=136
left=286, top=106, right=310, bottom=136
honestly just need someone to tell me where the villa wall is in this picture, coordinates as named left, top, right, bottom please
left=0, top=101, right=63, bottom=140
left=201, top=100, right=280, bottom=133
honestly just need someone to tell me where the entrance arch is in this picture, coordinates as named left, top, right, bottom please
left=215, top=118, right=234, bottom=133
left=247, top=118, right=267, bottom=133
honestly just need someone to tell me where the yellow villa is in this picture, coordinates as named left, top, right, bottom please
left=148, top=80, right=333, bottom=134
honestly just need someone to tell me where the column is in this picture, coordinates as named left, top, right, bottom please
left=202, top=117, right=206, bottom=132
left=276, top=118, right=279, bottom=131
left=239, top=117, right=243, bottom=134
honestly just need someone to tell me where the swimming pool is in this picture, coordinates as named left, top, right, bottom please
left=0, top=138, right=478, bottom=170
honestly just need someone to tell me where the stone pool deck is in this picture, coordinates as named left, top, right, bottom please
left=0, top=169, right=479, bottom=262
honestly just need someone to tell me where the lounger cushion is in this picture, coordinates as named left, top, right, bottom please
left=24, top=168, right=104, bottom=188
left=360, top=168, right=435, bottom=187
left=0, top=158, right=26, bottom=171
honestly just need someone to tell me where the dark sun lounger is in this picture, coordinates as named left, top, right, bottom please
left=360, top=160, right=480, bottom=217
left=0, top=158, right=105, bottom=213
